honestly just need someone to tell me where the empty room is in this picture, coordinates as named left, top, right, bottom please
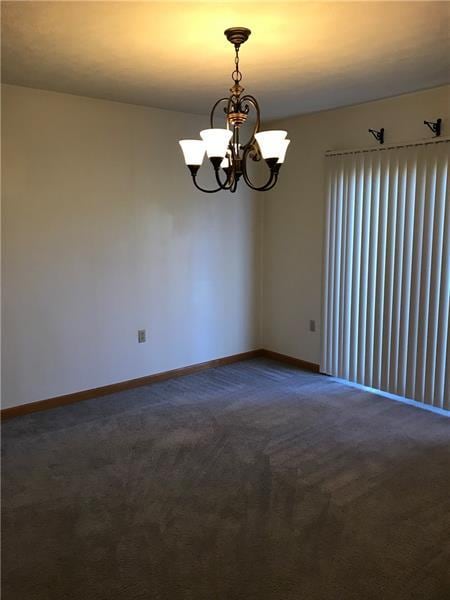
left=1, top=1, right=449, bottom=599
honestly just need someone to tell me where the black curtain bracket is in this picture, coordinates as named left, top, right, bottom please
left=424, top=118, right=441, bottom=137
left=368, top=128, right=384, bottom=145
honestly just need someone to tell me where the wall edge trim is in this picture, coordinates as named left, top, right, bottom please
left=261, top=349, right=321, bottom=373
left=1, top=349, right=320, bottom=420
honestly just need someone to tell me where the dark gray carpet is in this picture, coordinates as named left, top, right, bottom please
left=2, top=358, right=450, bottom=600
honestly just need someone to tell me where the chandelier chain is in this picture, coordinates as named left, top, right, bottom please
left=232, top=46, right=242, bottom=83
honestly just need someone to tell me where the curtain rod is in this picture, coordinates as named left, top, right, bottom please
left=325, top=136, right=450, bottom=157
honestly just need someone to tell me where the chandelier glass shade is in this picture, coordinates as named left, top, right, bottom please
left=179, top=27, right=290, bottom=193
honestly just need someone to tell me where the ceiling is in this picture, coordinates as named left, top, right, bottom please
left=2, top=1, right=449, bottom=120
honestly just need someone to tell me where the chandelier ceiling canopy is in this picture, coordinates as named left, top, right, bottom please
left=179, top=27, right=290, bottom=193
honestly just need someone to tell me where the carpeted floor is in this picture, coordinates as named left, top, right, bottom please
left=2, top=358, right=450, bottom=600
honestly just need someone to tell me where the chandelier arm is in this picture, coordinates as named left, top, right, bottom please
left=227, top=175, right=237, bottom=193
left=256, top=173, right=279, bottom=192
left=191, top=173, right=227, bottom=194
left=210, top=97, right=232, bottom=128
left=243, top=171, right=278, bottom=192
left=241, top=146, right=278, bottom=191
left=214, top=167, right=234, bottom=190
left=238, top=94, right=261, bottom=150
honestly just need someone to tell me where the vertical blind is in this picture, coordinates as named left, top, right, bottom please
left=321, top=139, right=449, bottom=410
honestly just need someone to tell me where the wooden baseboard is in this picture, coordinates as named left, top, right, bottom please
left=260, top=349, right=320, bottom=373
left=1, top=348, right=319, bottom=420
left=1, top=350, right=264, bottom=420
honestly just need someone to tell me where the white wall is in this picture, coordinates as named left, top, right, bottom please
left=2, top=84, right=260, bottom=408
left=262, top=85, right=450, bottom=364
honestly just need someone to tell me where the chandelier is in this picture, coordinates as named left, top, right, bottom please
left=179, top=27, right=290, bottom=193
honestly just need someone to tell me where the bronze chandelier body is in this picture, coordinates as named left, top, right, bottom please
left=179, top=27, right=290, bottom=193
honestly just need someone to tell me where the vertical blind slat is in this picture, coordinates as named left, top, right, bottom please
left=406, top=151, right=427, bottom=400
left=372, top=154, right=389, bottom=390
left=391, top=152, right=407, bottom=394
left=436, top=147, right=449, bottom=408
left=397, top=148, right=416, bottom=397
left=338, top=163, right=349, bottom=378
left=325, top=162, right=337, bottom=373
left=321, top=160, right=332, bottom=373
left=382, top=156, right=399, bottom=392
left=425, top=146, right=446, bottom=406
left=415, top=153, right=437, bottom=403
left=344, top=161, right=356, bottom=380
left=332, top=161, right=343, bottom=376
left=365, top=155, right=380, bottom=387
left=350, top=155, right=364, bottom=381
left=358, top=157, right=372, bottom=384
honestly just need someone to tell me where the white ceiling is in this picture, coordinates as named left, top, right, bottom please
left=2, top=1, right=449, bottom=120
